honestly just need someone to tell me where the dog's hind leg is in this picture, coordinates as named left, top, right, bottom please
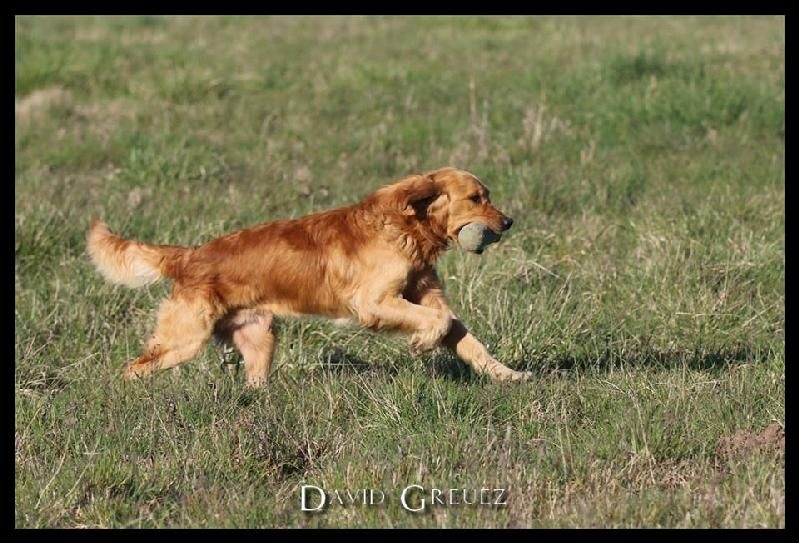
left=123, top=294, right=220, bottom=381
left=215, top=309, right=276, bottom=387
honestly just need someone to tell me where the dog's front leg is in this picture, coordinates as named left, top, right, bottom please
left=442, top=320, right=532, bottom=381
left=357, top=296, right=452, bottom=352
left=405, top=270, right=532, bottom=382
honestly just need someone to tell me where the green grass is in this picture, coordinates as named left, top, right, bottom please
left=15, top=15, right=784, bottom=528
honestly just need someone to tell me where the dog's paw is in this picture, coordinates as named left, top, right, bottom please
left=481, top=357, right=533, bottom=382
left=409, top=313, right=453, bottom=353
left=502, top=370, right=534, bottom=382
left=245, top=372, right=269, bottom=388
left=123, top=361, right=155, bottom=381
left=492, top=368, right=534, bottom=382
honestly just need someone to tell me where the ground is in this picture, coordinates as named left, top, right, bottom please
left=15, top=16, right=784, bottom=527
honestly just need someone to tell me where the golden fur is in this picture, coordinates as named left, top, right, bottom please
left=87, top=166, right=532, bottom=385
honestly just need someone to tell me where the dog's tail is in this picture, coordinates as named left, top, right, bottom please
left=86, top=217, right=189, bottom=288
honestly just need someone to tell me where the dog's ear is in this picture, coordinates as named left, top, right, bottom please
left=402, top=173, right=449, bottom=220
left=369, top=173, right=448, bottom=217
left=407, top=193, right=442, bottom=219
left=396, top=174, right=442, bottom=216
left=370, top=174, right=439, bottom=215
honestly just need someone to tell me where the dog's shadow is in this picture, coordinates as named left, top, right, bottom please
left=289, top=345, right=760, bottom=382
left=315, top=349, right=473, bottom=381
left=315, top=349, right=397, bottom=377
left=426, top=353, right=475, bottom=381
left=511, top=345, right=762, bottom=376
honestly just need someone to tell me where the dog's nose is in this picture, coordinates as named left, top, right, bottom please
left=501, top=216, right=513, bottom=231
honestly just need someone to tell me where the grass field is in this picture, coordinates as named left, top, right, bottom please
left=15, top=16, right=784, bottom=528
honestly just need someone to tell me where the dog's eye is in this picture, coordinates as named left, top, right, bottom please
left=470, top=194, right=482, bottom=204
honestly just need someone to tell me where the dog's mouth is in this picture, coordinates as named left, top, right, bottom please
left=454, top=222, right=503, bottom=254
left=454, top=224, right=489, bottom=233
left=452, top=223, right=503, bottom=239
left=449, top=225, right=466, bottom=245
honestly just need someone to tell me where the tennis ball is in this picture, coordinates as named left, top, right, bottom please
left=457, top=222, right=501, bottom=254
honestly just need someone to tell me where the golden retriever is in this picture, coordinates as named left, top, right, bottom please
left=87, top=166, right=532, bottom=385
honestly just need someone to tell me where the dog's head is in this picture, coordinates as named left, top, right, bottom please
left=380, top=167, right=513, bottom=252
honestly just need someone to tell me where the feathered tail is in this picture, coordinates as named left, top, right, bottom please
left=86, top=217, right=188, bottom=288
